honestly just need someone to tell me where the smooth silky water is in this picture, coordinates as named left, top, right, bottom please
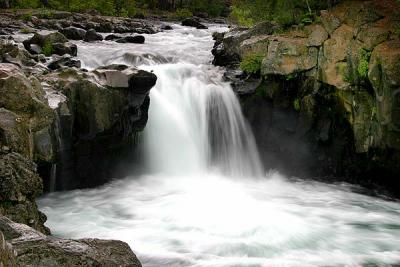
left=38, top=24, right=400, bottom=267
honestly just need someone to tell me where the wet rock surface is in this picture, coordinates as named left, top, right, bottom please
left=0, top=216, right=142, bottom=267
left=0, top=12, right=160, bottom=265
left=182, top=17, right=208, bottom=29
left=215, top=0, right=400, bottom=195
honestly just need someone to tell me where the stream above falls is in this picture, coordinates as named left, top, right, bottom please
left=39, top=23, right=400, bottom=267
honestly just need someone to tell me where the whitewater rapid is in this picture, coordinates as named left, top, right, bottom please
left=38, top=23, right=400, bottom=267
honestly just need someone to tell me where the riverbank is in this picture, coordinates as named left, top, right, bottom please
left=213, top=0, right=400, bottom=197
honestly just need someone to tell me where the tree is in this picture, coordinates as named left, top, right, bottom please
left=0, top=0, right=10, bottom=8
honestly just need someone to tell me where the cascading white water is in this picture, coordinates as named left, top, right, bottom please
left=141, top=62, right=262, bottom=176
left=38, top=24, right=400, bottom=267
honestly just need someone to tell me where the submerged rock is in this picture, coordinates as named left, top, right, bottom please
left=116, top=35, right=145, bottom=44
left=0, top=216, right=142, bottom=267
left=84, top=29, right=103, bottom=42
left=105, top=34, right=122, bottom=41
left=182, top=18, right=208, bottom=29
left=47, top=55, right=81, bottom=70
left=59, top=26, right=86, bottom=40
left=52, top=42, right=77, bottom=57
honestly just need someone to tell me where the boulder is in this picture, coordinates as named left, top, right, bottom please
left=23, top=32, right=68, bottom=50
left=52, top=42, right=78, bottom=57
left=0, top=153, right=49, bottom=234
left=212, top=21, right=280, bottom=66
left=23, top=32, right=76, bottom=57
left=182, top=18, right=208, bottom=29
left=59, top=26, right=87, bottom=40
left=0, top=216, right=142, bottom=267
left=48, top=55, right=81, bottom=70
left=1, top=39, right=38, bottom=67
left=116, top=35, right=145, bottom=44
left=105, top=34, right=122, bottom=41
left=84, top=29, right=103, bottom=42
left=161, top=24, right=173, bottom=31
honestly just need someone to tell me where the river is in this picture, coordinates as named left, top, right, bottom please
left=38, top=23, right=400, bottom=267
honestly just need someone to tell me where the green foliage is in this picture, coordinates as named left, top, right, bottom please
left=300, top=12, right=314, bottom=25
left=20, top=27, right=34, bottom=33
left=20, top=13, right=33, bottom=21
left=293, top=98, right=301, bottom=111
left=11, top=0, right=41, bottom=8
left=240, top=53, right=264, bottom=74
left=358, top=48, right=372, bottom=79
left=231, top=0, right=335, bottom=27
left=230, top=6, right=254, bottom=27
left=42, top=41, right=53, bottom=56
left=255, top=83, right=267, bottom=98
left=172, top=8, right=193, bottom=19
left=9, top=0, right=227, bottom=18
left=39, top=8, right=54, bottom=19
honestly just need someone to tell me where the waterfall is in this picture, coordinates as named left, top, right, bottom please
left=39, top=24, right=400, bottom=267
left=142, top=63, right=263, bottom=177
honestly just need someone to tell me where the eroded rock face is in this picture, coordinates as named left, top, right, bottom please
left=0, top=216, right=142, bottom=267
left=0, top=153, right=49, bottom=234
left=262, top=36, right=318, bottom=76
left=0, top=231, right=16, bottom=267
left=41, top=65, right=157, bottom=189
left=215, top=0, right=400, bottom=194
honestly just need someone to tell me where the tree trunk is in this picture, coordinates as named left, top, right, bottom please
left=0, top=0, right=10, bottom=8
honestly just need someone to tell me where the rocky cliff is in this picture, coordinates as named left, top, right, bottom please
left=214, top=0, right=400, bottom=195
left=0, top=15, right=157, bottom=264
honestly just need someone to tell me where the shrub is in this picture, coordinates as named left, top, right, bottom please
left=240, top=53, right=264, bottom=74
left=230, top=6, right=254, bottom=27
left=293, top=98, right=301, bottom=111
left=173, top=8, right=193, bottom=19
left=358, top=48, right=372, bottom=79
left=42, top=41, right=53, bottom=56
left=20, top=13, right=33, bottom=21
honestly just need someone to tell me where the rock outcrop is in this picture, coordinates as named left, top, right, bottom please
left=23, top=32, right=77, bottom=57
left=214, top=0, right=400, bottom=194
left=0, top=216, right=142, bottom=267
left=41, top=65, right=156, bottom=189
left=0, top=19, right=156, bottom=264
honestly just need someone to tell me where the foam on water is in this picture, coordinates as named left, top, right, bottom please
left=38, top=23, right=400, bottom=267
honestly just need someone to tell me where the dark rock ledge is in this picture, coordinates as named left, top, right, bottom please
left=0, top=216, right=142, bottom=267
left=0, top=17, right=157, bottom=264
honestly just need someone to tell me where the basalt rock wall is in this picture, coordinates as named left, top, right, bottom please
left=214, top=0, right=400, bottom=194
